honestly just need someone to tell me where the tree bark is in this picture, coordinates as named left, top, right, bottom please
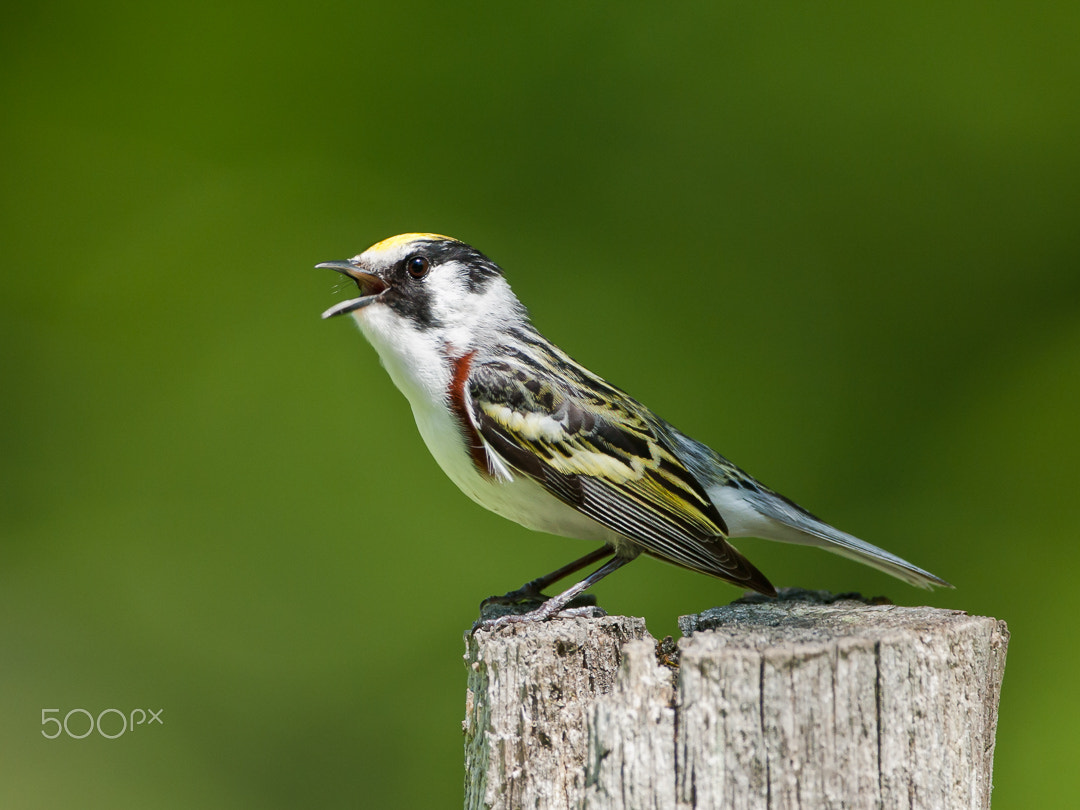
left=464, top=613, right=651, bottom=810
left=464, top=593, right=1008, bottom=810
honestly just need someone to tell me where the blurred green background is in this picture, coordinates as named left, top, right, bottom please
left=3, top=2, right=1078, bottom=807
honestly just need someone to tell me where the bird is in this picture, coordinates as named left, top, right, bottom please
left=317, top=233, right=950, bottom=629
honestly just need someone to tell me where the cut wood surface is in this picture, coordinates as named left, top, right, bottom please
left=464, top=592, right=1008, bottom=810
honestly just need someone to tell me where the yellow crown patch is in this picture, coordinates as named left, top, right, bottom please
left=368, top=233, right=456, bottom=253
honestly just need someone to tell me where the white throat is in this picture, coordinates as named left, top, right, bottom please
left=352, top=304, right=453, bottom=410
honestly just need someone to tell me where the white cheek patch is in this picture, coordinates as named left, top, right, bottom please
left=427, top=265, right=518, bottom=349
left=426, top=265, right=471, bottom=325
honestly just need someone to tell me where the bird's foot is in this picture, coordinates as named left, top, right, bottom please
left=479, top=587, right=597, bottom=610
left=471, top=598, right=605, bottom=635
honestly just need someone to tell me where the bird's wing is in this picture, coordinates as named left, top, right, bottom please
left=466, top=359, right=775, bottom=595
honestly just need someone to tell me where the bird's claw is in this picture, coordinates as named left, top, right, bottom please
left=470, top=603, right=606, bottom=635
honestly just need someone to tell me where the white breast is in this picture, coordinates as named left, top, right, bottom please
left=352, top=308, right=619, bottom=546
left=412, top=379, right=618, bottom=544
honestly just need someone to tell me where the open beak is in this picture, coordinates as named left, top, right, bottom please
left=316, top=261, right=390, bottom=319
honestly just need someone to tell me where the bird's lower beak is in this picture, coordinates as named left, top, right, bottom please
left=316, top=261, right=390, bottom=319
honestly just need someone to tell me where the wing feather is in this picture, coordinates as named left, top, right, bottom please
left=467, top=360, right=776, bottom=595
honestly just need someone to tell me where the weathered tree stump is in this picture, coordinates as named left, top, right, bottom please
left=464, top=593, right=1008, bottom=810
left=464, top=613, right=651, bottom=810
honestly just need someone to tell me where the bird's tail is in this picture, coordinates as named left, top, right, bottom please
left=738, top=485, right=951, bottom=589
left=663, top=425, right=951, bottom=590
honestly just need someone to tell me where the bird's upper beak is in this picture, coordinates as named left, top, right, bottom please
left=316, top=260, right=390, bottom=319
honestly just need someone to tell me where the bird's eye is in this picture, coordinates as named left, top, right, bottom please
left=405, top=255, right=430, bottom=279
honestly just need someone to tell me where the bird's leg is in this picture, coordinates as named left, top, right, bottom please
left=473, top=555, right=632, bottom=633
left=480, top=545, right=613, bottom=607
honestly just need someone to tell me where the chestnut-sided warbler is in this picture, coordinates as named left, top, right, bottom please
left=318, top=233, right=949, bottom=628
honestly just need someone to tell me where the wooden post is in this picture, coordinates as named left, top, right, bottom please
left=464, top=612, right=651, bottom=810
left=463, top=593, right=1008, bottom=810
